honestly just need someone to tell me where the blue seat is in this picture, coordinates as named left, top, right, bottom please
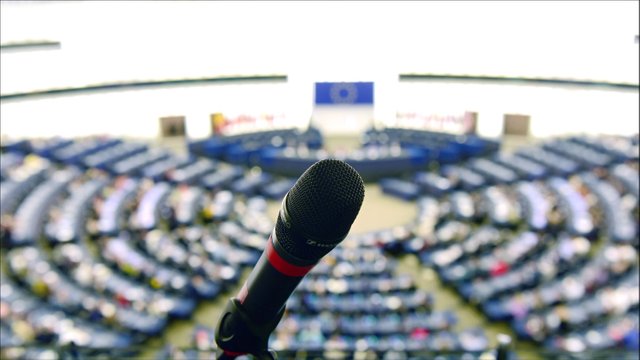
left=0, top=165, right=49, bottom=218
left=493, top=153, right=548, bottom=180
left=515, top=182, right=549, bottom=231
left=0, top=152, right=24, bottom=174
left=134, top=182, right=172, bottom=231
left=260, top=178, right=297, bottom=199
left=83, top=143, right=147, bottom=170
left=414, top=172, right=452, bottom=198
left=380, top=178, right=420, bottom=200
left=167, top=159, right=217, bottom=185
left=543, top=140, right=612, bottom=168
left=570, top=136, right=636, bottom=163
left=435, top=144, right=462, bottom=165
left=98, top=178, right=140, bottom=236
left=142, top=156, right=193, bottom=182
left=517, top=148, right=579, bottom=176
left=200, top=166, right=244, bottom=190
left=1, top=139, right=31, bottom=154
left=11, top=169, right=79, bottom=246
left=53, top=138, right=121, bottom=165
left=546, top=177, right=596, bottom=238
left=611, top=164, right=639, bottom=198
left=30, top=138, right=74, bottom=158
left=48, top=178, right=109, bottom=243
left=455, top=136, right=488, bottom=158
left=230, top=173, right=273, bottom=196
left=441, top=165, right=486, bottom=191
left=110, top=150, right=170, bottom=176
left=468, top=158, right=519, bottom=184
left=579, top=174, right=637, bottom=244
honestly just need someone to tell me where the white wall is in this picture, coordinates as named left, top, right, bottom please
left=1, top=1, right=638, bottom=139
left=2, top=1, right=638, bottom=94
left=0, top=83, right=292, bottom=139
left=394, top=81, right=639, bottom=138
left=311, top=106, right=375, bottom=136
left=3, top=80, right=636, bottom=140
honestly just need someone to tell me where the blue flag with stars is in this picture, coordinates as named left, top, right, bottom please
left=315, top=82, right=374, bottom=105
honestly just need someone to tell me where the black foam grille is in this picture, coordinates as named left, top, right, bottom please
left=277, top=159, right=365, bottom=261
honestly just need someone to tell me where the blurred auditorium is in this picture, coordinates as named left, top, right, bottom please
left=1, top=1, right=639, bottom=359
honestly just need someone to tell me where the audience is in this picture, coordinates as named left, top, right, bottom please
left=0, top=132, right=638, bottom=359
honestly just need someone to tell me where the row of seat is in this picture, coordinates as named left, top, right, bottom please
left=188, top=127, right=323, bottom=164
left=380, top=135, right=638, bottom=200
left=512, top=270, right=639, bottom=342
left=0, top=147, right=284, bottom=355
left=1, top=131, right=637, bottom=358
left=389, top=172, right=634, bottom=251
left=150, top=230, right=495, bottom=356
left=268, top=238, right=491, bottom=354
left=363, top=128, right=501, bottom=162
left=481, top=246, right=632, bottom=318
left=259, top=145, right=430, bottom=181
left=0, top=274, right=134, bottom=350
left=189, top=127, right=502, bottom=181
left=152, top=234, right=498, bottom=359
left=12, top=137, right=296, bottom=200
left=376, top=134, right=639, bottom=352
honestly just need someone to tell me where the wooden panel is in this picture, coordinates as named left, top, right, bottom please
left=503, top=114, right=530, bottom=136
left=159, top=116, right=186, bottom=137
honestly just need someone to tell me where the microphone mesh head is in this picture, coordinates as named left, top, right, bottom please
left=278, top=159, right=365, bottom=261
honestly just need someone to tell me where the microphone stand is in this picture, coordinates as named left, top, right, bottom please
left=215, top=298, right=283, bottom=360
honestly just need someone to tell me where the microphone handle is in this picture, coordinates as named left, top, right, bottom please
left=236, top=234, right=313, bottom=324
left=215, top=297, right=282, bottom=359
left=215, top=234, right=316, bottom=356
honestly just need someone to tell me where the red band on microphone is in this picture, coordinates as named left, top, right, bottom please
left=266, top=239, right=314, bottom=277
left=223, top=350, right=247, bottom=357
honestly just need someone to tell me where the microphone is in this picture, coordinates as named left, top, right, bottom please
left=215, top=159, right=365, bottom=359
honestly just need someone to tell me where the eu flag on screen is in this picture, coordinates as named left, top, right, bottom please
left=315, top=82, right=374, bottom=105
